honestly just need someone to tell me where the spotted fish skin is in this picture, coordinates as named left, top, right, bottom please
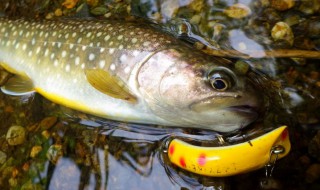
left=0, top=17, right=180, bottom=122
left=0, top=18, right=262, bottom=132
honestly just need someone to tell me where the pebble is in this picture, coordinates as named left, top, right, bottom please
left=271, top=21, right=294, bottom=46
left=269, top=0, right=295, bottom=11
left=46, top=144, right=63, bottom=164
left=30, top=146, right=43, bottom=158
left=0, top=150, right=7, bottom=164
left=6, top=125, right=26, bottom=146
left=308, top=131, right=320, bottom=161
left=306, top=164, right=320, bottom=183
left=224, top=3, right=251, bottom=19
left=235, top=60, right=250, bottom=75
left=190, top=14, right=201, bottom=24
left=39, top=116, right=58, bottom=130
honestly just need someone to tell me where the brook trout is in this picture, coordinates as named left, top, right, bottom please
left=0, top=18, right=262, bottom=132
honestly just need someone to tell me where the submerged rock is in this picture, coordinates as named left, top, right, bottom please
left=306, top=164, right=320, bottom=183
left=271, top=21, right=294, bottom=46
left=6, top=125, right=26, bottom=146
left=46, top=144, right=63, bottom=164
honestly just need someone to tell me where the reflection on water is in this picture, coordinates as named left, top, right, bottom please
left=0, top=92, right=230, bottom=189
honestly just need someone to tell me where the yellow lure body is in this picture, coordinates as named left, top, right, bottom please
left=168, top=126, right=291, bottom=177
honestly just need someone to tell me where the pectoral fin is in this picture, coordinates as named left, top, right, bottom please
left=1, top=75, right=35, bottom=96
left=85, top=69, right=137, bottom=103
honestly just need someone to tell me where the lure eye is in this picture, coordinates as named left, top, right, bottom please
left=208, top=70, right=233, bottom=91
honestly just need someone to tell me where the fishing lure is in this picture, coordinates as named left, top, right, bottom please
left=167, top=126, right=290, bottom=177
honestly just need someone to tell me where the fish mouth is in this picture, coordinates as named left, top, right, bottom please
left=227, top=105, right=258, bottom=112
left=226, top=105, right=259, bottom=117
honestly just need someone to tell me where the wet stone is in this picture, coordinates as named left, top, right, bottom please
left=224, top=3, right=251, bottom=19
left=30, top=145, right=43, bottom=158
left=271, top=21, right=294, bottom=46
left=46, top=144, right=63, bottom=164
left=39, top=116, right=58, bottom=130
left=6, top=125, right=26, bottom=146
left=0, top=150, right=7, bottom=164
left=235, top=60, right=250, bottom=75
left=308, top=131, right=320, bottom=161
left=269, top=0, right=295, bottom=11
left=306, top=164, right=320, bottom=183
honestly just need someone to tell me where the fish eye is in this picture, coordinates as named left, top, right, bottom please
left=208, top=70, right=233, bottom=91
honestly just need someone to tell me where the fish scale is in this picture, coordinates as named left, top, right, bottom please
left=0, top=17, right=262, bottom=132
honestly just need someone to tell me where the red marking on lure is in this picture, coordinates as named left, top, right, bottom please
left=198, top=153, right=206, bottom=166
left=169, top=144, right=175, bottom=156
left=281, top=129, right=288, bottom=141
left=179, top=157, right=186, bottom=168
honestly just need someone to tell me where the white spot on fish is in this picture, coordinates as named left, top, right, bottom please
left=72, top=32, right=77, bottom=37
left=51, top=53, right=55, bottom=60
left=110, top=64, right=116, bottom=71
left=89, top=53, right=95, bottom=61
left=22, top=44, right=27, bottom=50
left=86, top=32, right=92, bottom=38
left=100, top=48, right=105, bottom=53
left=31, top=38, right=36, bottom=45
left=104, top=35, right=110, bottom=41
left=143, top=41, right=151, bottom=47
left=36, top=47, right=41, bottom=54
left=75, top=57, right=80, bottom=65
left=81, top=63, right=85, bottom=69
left=44, top=49, right=49, bottom=56
left=15, top=43, right=20, bottom=49
left=120, top=54, right=127, bottom=63
left=54, top=60, right=59, bottom=67
left=109, top=48, right=115, bottom=54
left=77, top=38, right=82, bottom=43
left=69, top=44, right=74, bottom=49
left=99, top=60, right=106, bottom=68
left=124, top=66, right=130, bottom=74
left=97, top=32, right=102, bottom=37
left=62, top=51, right=67, bottom=58
left=82, top=46, right=87, bottom=51
left=117, top=35, right=123, bottom=40
left=131, top=38, right=137, bottom=43
left=65, top=64, right=71, bottom=72
left=119, top=45, right=124, bottom=50
left=132, top=50, right=139, bottom=56
left=28, top=51, right=32, bottom=57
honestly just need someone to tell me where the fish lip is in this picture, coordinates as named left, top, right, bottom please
left=226, top=105, right=259, bottom=116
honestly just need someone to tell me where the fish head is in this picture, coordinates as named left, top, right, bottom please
left=137, top=48, right=264, bottom=132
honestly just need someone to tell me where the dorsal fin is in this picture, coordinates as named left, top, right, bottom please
left=85, top=69, right=137, bottom=103
left=1, top=75, right=35, bottom=96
